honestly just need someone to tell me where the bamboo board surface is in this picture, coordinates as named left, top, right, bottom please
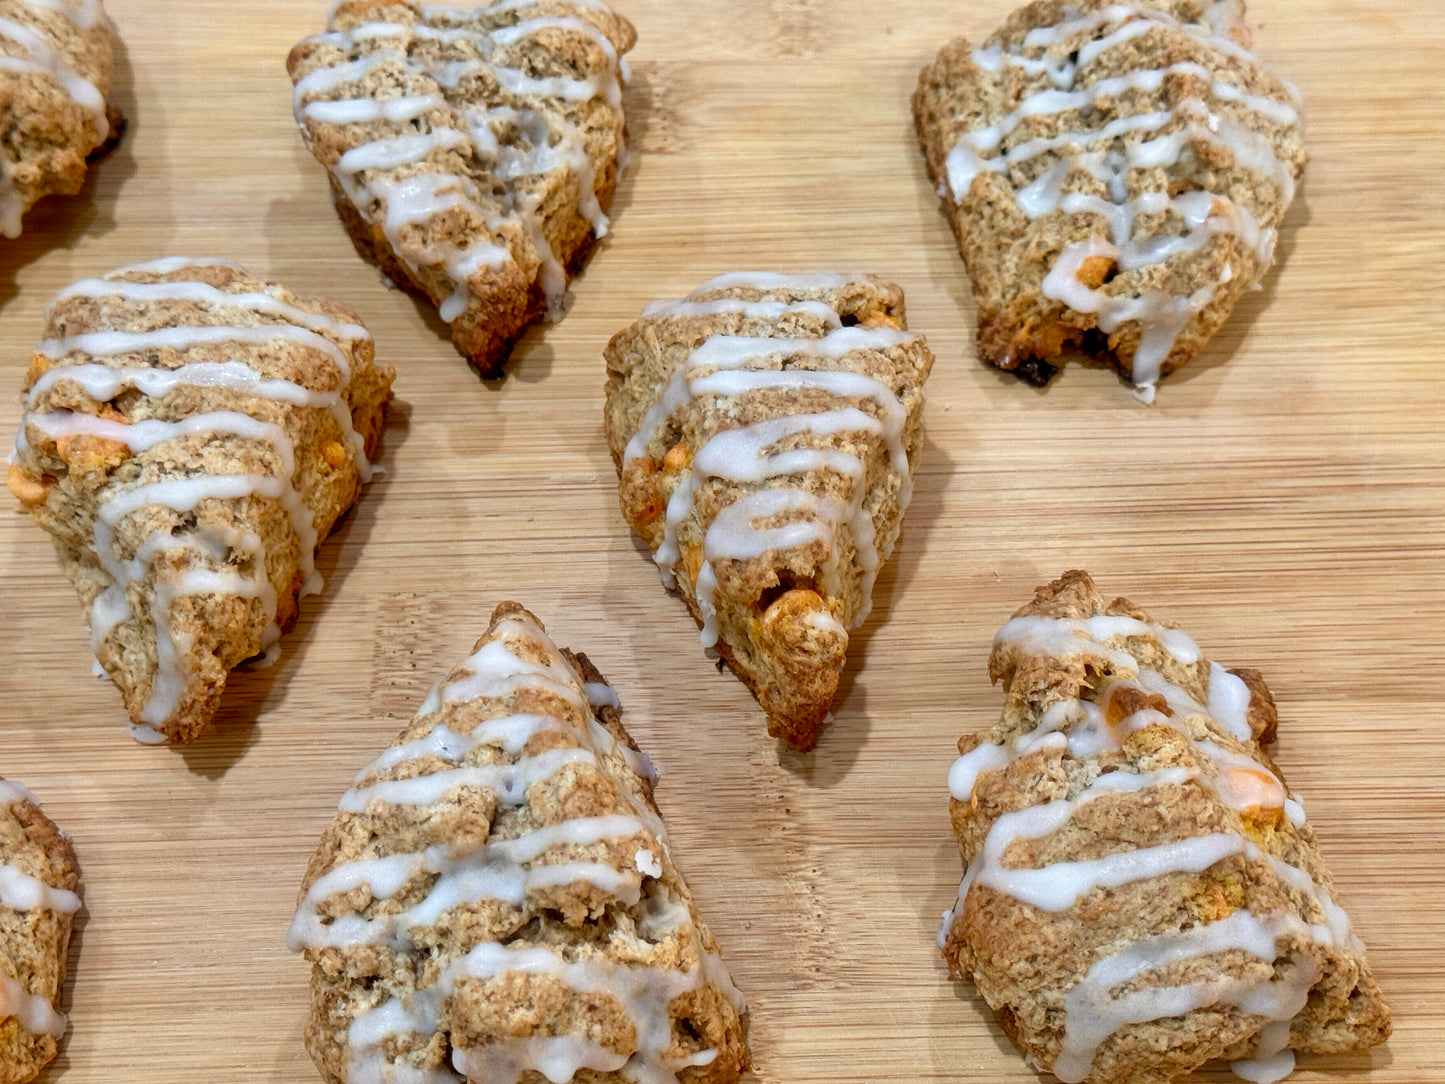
left=0, top=0, right=1442, bottom=1081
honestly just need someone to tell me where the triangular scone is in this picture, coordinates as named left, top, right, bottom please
left=604, top=273, right=934, bottom=751
left=0, top=777, right=81, bottom=1084
left=288, top=0, right=636, bottom=374
left=913, top=0, right=1305, bottom=401
left=0, top=0, right=118, bottom=238
left=6, top=258, right=395, bottom=744
left=940, top=571, right=1391, bottom=1084
left=289, top=603, right=750, bottom=1084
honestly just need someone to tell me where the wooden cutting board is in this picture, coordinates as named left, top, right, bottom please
left=1, top=1, right=1441, bottom=1081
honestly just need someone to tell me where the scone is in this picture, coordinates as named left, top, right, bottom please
left=940, top=571, right=1390, bottom=1084
left=289, top=603, right=750, bottom=1084
left=7, top=257, right=395, bottom=744
left=0, top=777, right=80, bottom=1084
left=913, top=0, right=1306, bottom=401
left=604, top=272, right=934, bottom=751
left=0, top=0, right=119, bottom=237
left=288, top=0, right=636, bottom=374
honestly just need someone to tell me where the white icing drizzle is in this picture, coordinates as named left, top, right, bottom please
left=942, top=609, right=1358, bottom=1082
left=290, top=612, right=744, bottom=1084
left=0, top=3, right=109, bottom=236
left=943, top=1, right=1300, bottom=399
left=0, top=862, right=80, bottom=915
left=638, top=297, right=843, bottom=326
left=623, top=319, right=916, bottom=645
left=18, top=262, right=375, bottom=741
left=291, top=2, right=628, bottom=323
left=0, top=974, right=67, bottom=1039
left=0, top=779, right=40, bottom=807
left=1054, top=908, right=1317, bottom=1082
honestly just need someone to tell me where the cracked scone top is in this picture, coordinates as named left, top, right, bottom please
left=7, top=258, right=395, bottom=744
left=913, top=0, right=1305, bottom=400
left=288, top=0, right=636, bottom=374
left=0, top=777, right=80, bottom=1084
left=0, top=0, right=116, bottom=237
left=940, top=571, right=1389, bottom=1084
left=289, top=603, right=749, bottom=1084
left=604, top=273, right=934, bottom=751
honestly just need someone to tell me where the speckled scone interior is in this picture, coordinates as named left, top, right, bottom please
left=287, top=0, right=636, bottom=374
left=603, top=273, right=934, bottom=751
left=939, top=571, right=1390, bottom=1084
left=0, top=778, right=80, bottom=1084
left=290, top=603, right=749, bottom=1084
left=6, top=257, right=395, bottom=744
left=0, top=0, right=118, bottom=238
left=913, top=0, right=1306, bottom=400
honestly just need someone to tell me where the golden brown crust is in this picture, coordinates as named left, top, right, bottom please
left=0, top=0, right=119, bottom=238
left=288, top=0, right=635, bottom=374
left=9, top=259, right=395, bottom=743
left=293, top=604, right=748, bottom=1083
left=913, top=0, right=1306, bottom=396
left=944, top=571, right=1390, bottom=1083
left=603, top=274, right=932, bottom=751
left=0, top=779, right=79, bottom=1084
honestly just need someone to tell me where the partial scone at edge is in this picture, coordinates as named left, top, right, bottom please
left=0, top=0, right=121, bottom=238
left=290, top=602, right=749, bottom=1084
left=913, top=0, right=1306, bottom=400
left=0, top=778, right=81, bottom=1084
left=940, top=570, right=1390, bottom=1084
left=7, top=257, right=395, bottom=744
left=604, top=273, right=933, bottom=751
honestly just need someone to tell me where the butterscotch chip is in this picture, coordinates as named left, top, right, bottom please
left=290, top=604, right=749, bottom=1084
left=0, top=777, right=80, bottom=1084
left=940, top=570, right=1390, bottom=1083
left=913, top=0, right=1306, bottom=401
left=9, top=257, right=395, bottom=744
left=287, top=0, right=636, bottom=374
left=603, top=272, right=934, bottom=751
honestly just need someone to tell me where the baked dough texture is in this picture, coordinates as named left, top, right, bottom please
left=603, top=273, right=934, bottom=751
left=0, top=0, right=117, bottom=238
left=913, top=0, right=1306, bottom=401
left=288, top=0, right=636, bottom=374
left=940, top=571, right=1390, bottom=1084
left=289, top=603, right=749, bottom=1084
left=7, top=257, right=395, bottom=745
left=0, top=777, right=80, bottom=1084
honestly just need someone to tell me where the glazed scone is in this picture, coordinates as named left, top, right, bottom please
left=604, top=273, right=934, bottom=751
left=913, top=0, right=1306, bottom=401
left=0, top=0, right=118, bottom=237
left=289, top=603, right=750, bottom=1084
left=7, top=257, right=395, bottom=744
left=288, top=0, right=636, bottom=374
left=940, top=571, right=1390, bottom=1084
left=0, top=777, right=80, bottom=1084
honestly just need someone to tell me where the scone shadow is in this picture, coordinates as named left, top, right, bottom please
left=1163, top=185, right=1314, bottom=393
left=37, top=883, right=89, bottom=1081
left=173, top=403, right=404, bottom=778
left=791, top=427, right=957, bottom=783
left=0, top=30, right=137, bottom=312
left=605, top=62, right=652, bottom=225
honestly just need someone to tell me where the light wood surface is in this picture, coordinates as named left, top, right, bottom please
left=1, top=1, right=1442, bottom=1081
